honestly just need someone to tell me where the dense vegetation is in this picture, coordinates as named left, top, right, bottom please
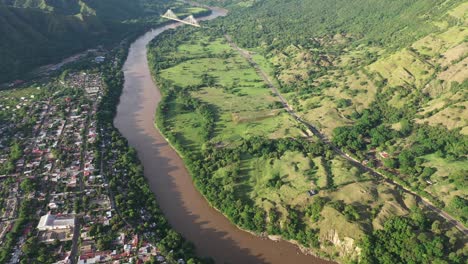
left=194, top=0, right=468, bottom=225
left=329, top=69, right=467, bottom=223
left=0, top=199, right=37, bottom=262
left=208, top=0, right=463, bottom=50
left=94, top=37, right=209, bottom=264
left=0, top=0, right=176, bottom=83
left=361, top=217, right=464, bottom=264
left=148, top=0, right=467, bottom=261
left=148, top=22, right=467, bottom=262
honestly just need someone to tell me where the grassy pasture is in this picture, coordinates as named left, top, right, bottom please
left=158, top=33, right=304, bottom=150
left=150, top=21, right=465, bottom=257
left=247, top=151, right=314, bottom=207
left=422, top=154, right=468, bottom=207
left=369, top=49, right=435, bottom=88
left=0, top=86, right=42, bottom=99
left=173, top=6, right=210, bottom=18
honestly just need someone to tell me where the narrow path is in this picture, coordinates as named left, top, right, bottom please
left=224, top=35, right=468, bottom=235
left=71, top=95, right=100, bottom=263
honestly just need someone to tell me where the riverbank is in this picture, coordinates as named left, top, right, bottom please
left=152, top=120, right=334, bottom=262
left=114, top=4, right=334, bottom=263
left=153, top=98, right=333, bottom=261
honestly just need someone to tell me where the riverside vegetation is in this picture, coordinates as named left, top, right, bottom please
left=0, top=3, right=213, bottom=263
left=95, top=35, right=209, bottom=264
left=148, top=0, right=467, bottom=263
left=0, top=0, right=211, bottom=83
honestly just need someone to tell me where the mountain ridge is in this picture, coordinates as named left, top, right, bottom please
left=0, top=0, right=171, bottom=83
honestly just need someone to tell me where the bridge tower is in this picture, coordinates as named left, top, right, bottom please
left=161, top=9, right=201, bottom=27
left=183, top=15, right=200, bottom=27
left=162, top=9, right=179, bottom=20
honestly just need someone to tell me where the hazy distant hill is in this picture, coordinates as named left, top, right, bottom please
left=208, top=0, right=464, bottom=50
left=0, top=0, right=146, bottom=18
left=0, top=0, right=169, bottom=82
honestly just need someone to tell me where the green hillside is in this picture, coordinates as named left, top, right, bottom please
left=0, top=0, right=82, bottom=14
left=0, top=0, right=173, bottom=82
left=149, top=0, right=467, bottom=263
left=205, top=1, right=468, bottom=213
left=0, top=5, right=104, bottom=82
left=0, top=0, right=145, bottom=18
left=207, top=0, right=463, bottom=49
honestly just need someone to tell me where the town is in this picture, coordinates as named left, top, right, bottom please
left=0, top=54, right=186, bottom=264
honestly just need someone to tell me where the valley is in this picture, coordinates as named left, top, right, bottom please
left=0, top=0, right=466, bottom=263
left=148, top=0, right=467, bottom=263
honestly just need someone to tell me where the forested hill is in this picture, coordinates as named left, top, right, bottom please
left=0, top=0, right=171, bottom=83
left=150, top=1, right=467, bottom=262
left=208, top=0, right=464, bottom=50
left=0, top=0, right=146, bottom=19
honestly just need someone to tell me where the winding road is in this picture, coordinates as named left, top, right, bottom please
left=224, top=35, right=468, bottom=236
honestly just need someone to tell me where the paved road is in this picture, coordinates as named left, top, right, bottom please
left=70, top=96, right=99, bottom=263
left=225, top=35, right=468, bottom=235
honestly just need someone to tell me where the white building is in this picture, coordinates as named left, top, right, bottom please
left=37, top=213, right=75, bottom=231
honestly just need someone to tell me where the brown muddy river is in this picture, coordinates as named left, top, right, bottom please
left=114, top=7, right=333, bottom=264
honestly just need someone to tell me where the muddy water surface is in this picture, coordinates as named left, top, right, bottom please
left=114, top=7, right=333, bottom=264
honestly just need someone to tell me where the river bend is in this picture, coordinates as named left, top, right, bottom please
left=114, top=7, right=332, bottom=264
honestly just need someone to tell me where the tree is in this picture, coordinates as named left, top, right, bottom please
left=400, top=119, right=412, bottom=136
left=383, top=157, right=398, bottom=168
left=306, top=197, right=326, bottom=222
left=20, top=179, right=35, bottom=194
left=361, top=217, right=455, bottom=264
left=343, top=204, right=360, bottom=221
left=253, top=209, right=266, bottom=232
left=431, top=220, right=441, bottom=235
left=398, top=150, right=415, bottom=173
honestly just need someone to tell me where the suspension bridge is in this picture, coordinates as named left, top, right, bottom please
left=162, top=9, right=201, bottom=27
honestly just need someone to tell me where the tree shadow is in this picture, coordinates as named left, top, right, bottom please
left=113, top=23, right=335, bottom=264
